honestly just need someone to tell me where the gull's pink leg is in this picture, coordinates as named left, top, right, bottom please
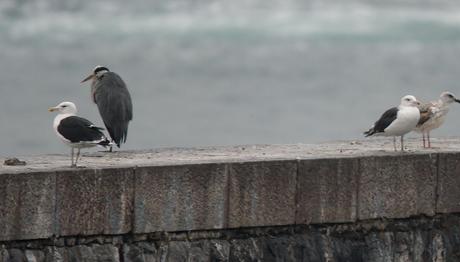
left=427, top=132, right=431, bottom=148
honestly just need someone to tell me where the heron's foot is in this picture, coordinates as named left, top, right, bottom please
left=70, top=164, right=77, bottom=168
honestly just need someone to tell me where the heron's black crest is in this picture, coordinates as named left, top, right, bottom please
left=94, top=66, right=110, bottom=74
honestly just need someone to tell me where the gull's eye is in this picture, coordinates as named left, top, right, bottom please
left=405, top=98, right=410, bottom=101
left=62, top=105, right=67, bottom=108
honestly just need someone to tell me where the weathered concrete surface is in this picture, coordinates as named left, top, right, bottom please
left=296, top=158, right=359, bottom=224
left=358, top=154, right=438, bottom=220
left=228, top=160, right=297, bottom=228
left=0, top=171, right=55, bottom=241
left=55, top=168, right=134, bottom=236
left=2, top=137, right=460, bottom=174
left=437, top=152, right=460, bottom=214
left=134, top=164, right=228, bottom=233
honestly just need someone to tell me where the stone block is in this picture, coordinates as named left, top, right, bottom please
left=436, top=153, right=460, bottom=213
left=229, top=238, right=264, bottom=261
left=358, top=154, right=437, bottom=220
left=296, top=158, right=359, bottom=224
left=123, top=242, right=162, bottom=262
left=166, top=241, right=191, bottom=261
left=134, top=163, right=228, bottom=233
left=58, top=244, right=119, bottom=261
left=24, top=250, right=45, bottom=262
left=55, top=168, right=134, bottom=236
left=228, top=160, right=297, bottom=228
left=0, top=171, right=55, bottom=241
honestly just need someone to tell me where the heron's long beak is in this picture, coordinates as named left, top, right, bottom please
left=48, top=107, right=58, bottom=112
left=81, top=74, right=95, bottom=83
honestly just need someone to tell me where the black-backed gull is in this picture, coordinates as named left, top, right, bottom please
left=364, top=95, right=420, bottom=151
left=49, top=101, right=110, bottom=167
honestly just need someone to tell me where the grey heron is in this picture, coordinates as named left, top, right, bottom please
left=49, top=101, right=111, bottom=167
left=415, top=91, right=460, bottom=148
left=364, top=95, right=420, bottom=151
left=81, top=66, right=133, bottom=151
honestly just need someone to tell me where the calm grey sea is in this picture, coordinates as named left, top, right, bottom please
left=1, top=0, right=460, bottom=156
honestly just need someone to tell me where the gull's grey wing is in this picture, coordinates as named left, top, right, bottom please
left=417, top=102, right=435, bottom=127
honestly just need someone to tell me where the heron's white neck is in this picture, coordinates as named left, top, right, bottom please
left=96, top=70, right=109, bottom=77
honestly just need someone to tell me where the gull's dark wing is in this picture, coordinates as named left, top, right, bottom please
left=57, top=116, right=105, bottom=143
left=364, top=107, right=398, bottom=136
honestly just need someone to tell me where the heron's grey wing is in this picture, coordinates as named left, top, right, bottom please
left=94, top=72, right=133, bottom=146
left=417, top=102, right=435, bottom=126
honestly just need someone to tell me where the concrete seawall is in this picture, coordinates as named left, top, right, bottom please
left=1, top=138, right=460, bottom=261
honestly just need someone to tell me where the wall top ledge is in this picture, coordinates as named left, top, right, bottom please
left=2, top=137, right=460, bottom=174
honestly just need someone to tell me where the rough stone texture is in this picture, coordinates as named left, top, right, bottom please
left=45, top=244, right=119, bottom=262
left=0, top=171, right=55, bottom=241
left=228, top=160, right=297, bottom=228
left=358, top=154, right=437, bottom=220
left=0, top=214, right=460, bottom=261
left=134, top=163, right=228, bottom=233
left=123, top=242, right=167, bottom=262
left=437, top=153, right=460, bottom=213
left=55, top=168, right=134, bottom=236
left=25, top=250, right=45, bottom=262
left=296, top=158, right=359, bottom=224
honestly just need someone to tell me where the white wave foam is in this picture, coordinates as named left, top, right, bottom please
left=2, top=2, right=460, bottom=40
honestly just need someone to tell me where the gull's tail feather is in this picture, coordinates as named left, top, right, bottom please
left=97, top=138, right=112, bottom=148
left=364, top=127, right=375, bottom=137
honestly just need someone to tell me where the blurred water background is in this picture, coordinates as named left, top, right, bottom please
left=1, top=0, right=460, bottom=156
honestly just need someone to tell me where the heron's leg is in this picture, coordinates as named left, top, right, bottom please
left=401, top=135, right=404, bottom=151
left=393, top=137, right=397, bottom=151
left=109, top=145, right=113, bottom=152
left=75, top=148, right=81, bottom=166
left=427, top=132, right=431, bottom=148
left=422, top=133, right=426, bottom=148
left=71, top=148, right=75, bottom=167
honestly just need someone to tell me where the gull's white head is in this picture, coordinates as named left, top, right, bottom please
left=440, top=91, right=460, bottom=104
left=400, top=95, right=420, bottom=107
left=48, top=101, right=77, bottom=114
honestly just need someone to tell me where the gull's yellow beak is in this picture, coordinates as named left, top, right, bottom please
left=81, top=74, right=95, bottom=83
left=48, top=107, right=58, bottom=112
